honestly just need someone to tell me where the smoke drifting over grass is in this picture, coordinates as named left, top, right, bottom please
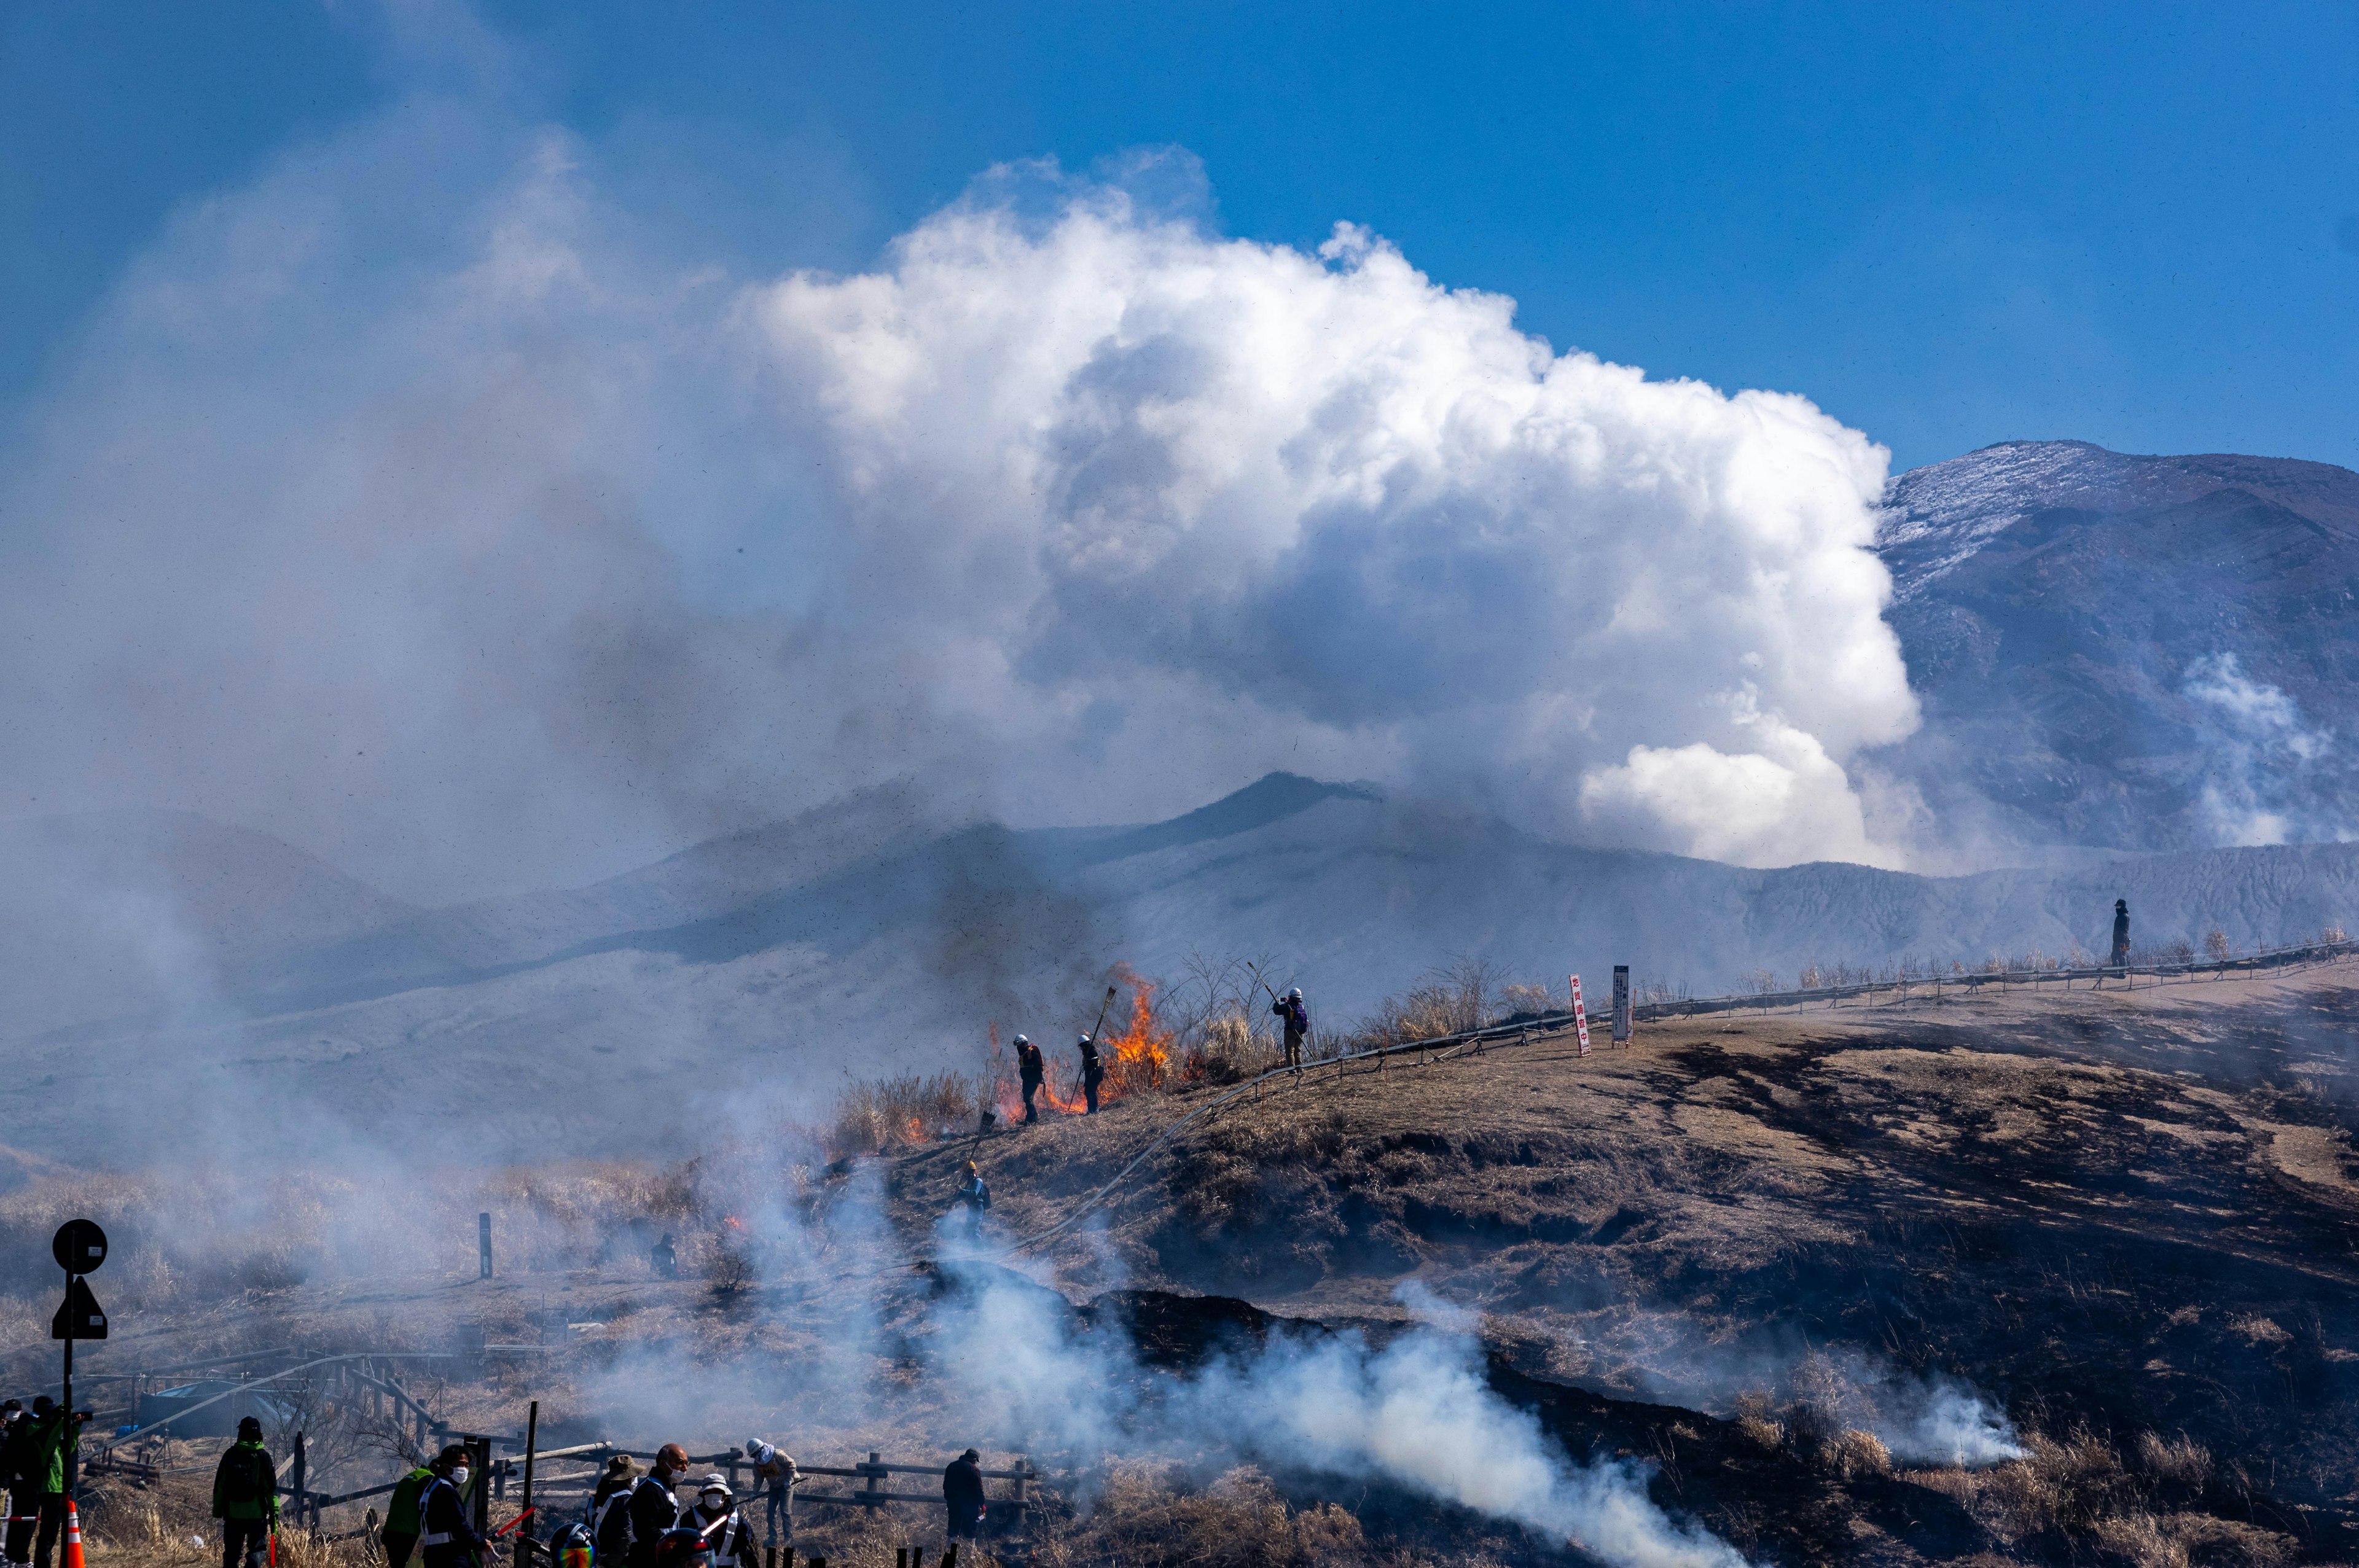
left=0, top=40, right=1918, bottom=907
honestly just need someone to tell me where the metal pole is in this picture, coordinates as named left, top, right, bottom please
left=61, top=1329, right=74, bottom=1500
left=518, top=1401, right=539, bottom=1568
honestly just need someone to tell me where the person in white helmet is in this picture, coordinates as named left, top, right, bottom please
left=1271, top=987, right=1309, bottom=1069
left=740, top=1441, right=798, bottom=1552
left=1014, top=1035, right=1044, bottom=1123
left=688, top=1478, right=754, bottom=1568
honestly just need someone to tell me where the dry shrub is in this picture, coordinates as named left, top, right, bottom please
left=1828, top=1429, right=1892, bottom=1480
left=1731, top=1391, right=1785, bottom=1453
left=1943, top=1429, right=2137, bottom=1543
left=2226, top=1314, right=2291, bottom=1348
left=2134, top=1432, right=2213, bottom=1491
left=1041, top=1462, right=1374, bottom=1568
left=828, top=1074, right=978, bottom=1156
left=2095, top=1511, right=2190, bottom=1568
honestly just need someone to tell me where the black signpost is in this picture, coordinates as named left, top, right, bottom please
left=49, top=1220, right=108, bottom=1500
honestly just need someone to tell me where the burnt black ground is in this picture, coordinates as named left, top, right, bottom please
left=897, top=964, right=2359, bottom=1562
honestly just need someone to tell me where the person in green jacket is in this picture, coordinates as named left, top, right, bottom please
left=24, top=1397, right=91, bottom=1568
left=382, top=1460, right=436, bottom=1568
left=211, top=1416, right=279, bottom=1568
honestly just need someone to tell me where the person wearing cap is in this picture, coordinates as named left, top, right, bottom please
left=211, top=1417, right=279, bottom=1568
left=601, top=1444, right=686, bottom=1568
left=1077, top=1035, right=1105, bottom=1114
left=741, top=1440, right=797, bottom=1551
left=417, top=1445, right=496, bottom=1568
left=24, top=1397, right=90, bottom=1568
left=941, top=1449, right=986, bottom=1543
left=589, top=1454, right=640, bottom=1539
left=688, top=1477, right=754, bottom=1568
left=1272, top=986, right=1309, bottom=1069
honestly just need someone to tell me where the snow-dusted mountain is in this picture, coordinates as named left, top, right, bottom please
left=1874, top=440, right=2359, bottom=857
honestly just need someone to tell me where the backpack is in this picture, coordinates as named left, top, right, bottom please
left=221, top=1445, right=269, bottom=1505
left=386, top=1469, right=431, bottom=1535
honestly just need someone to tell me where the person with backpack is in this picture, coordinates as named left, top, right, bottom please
left=1272, top=988, right=1309, bottom=1069
left=1015, top=1036, right=1045, bottom=1124
left=380, top=1457, right=436, bottom=1568
left=211, top=1416, right=278, bottom=1568
left=23, top=1397, right=90, bottom=1568
left=417, top=1445, right=496, bottom=1568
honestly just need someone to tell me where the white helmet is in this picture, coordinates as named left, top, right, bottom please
left=1012, top=1034, right=1028, bottom=1046
left=1288, top=987, right=1302, bottom=999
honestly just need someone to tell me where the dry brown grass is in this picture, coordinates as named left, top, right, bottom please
left=1031, top=1464, right=1406, bottom=1568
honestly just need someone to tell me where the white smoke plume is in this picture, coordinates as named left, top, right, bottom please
left=0, top=87, right=1919, bottom=906
left=2184, top=652, right=2349, bottom=846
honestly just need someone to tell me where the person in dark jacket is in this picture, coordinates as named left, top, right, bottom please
left=598, top=1443, right=686, bottom=1568
left=2, top=1395, right=34, bottom=1566
left=1272, top=988, right=1308, bottom=1069
left=22, top=1397, right=89, bottom=1568
left=211, top=1418, right=280, bottom=1568
left=1078, top=1036, right=1105, bottom=1114
left=651, top=1234, right=679, bottom=1280
left=1015, top=1036, right=1045, bottom=1123
left=952, top=1162, right=991, bottom=1239
left=589, top=1454, right=640, bottom=1537
left=2110, top=899, right=2132, bottom=976
left=416, top=1445, right=495, bottom=1568
left=941, top=1449, right=986, bottom=1543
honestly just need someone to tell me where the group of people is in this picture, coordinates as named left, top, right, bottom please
left=1007, top=986, right=1311, bottom=1125
left=0, top=1397, right=91, bottom=1568
left=192, top=1427, right=978, bottom=1568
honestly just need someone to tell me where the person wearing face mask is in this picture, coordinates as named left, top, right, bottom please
left=417, top=1446, right=496, bottom=1568
left=687, top=1478, right=753, bottom=1568
left=600, top=1444, right=687, bottom=1568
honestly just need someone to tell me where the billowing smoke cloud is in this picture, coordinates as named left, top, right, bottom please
left=2184, top=653, right=2349, bottom=846
left=0, top=92, right=1916, bottom=905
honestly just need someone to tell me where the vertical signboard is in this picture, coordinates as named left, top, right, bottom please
left=1612, top=966, right=1632, bottom=1045
left=1570, top=973, right=1592, bottom=1057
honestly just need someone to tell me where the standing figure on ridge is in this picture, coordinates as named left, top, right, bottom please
left=1272, top=987, right=1309, bottom=1071
left=1015, top=1034, right=1045, bottom=1123
left=1078, top=1036, right=1105, bottom=1114
left=2110, top=899, right=2132, bottom=978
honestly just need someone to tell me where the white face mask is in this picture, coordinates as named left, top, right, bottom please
left=450, top=1467, right=471, bottom=1489
left=701, top=1496, right=727, bottom=1513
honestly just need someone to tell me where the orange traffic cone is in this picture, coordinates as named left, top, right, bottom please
left=62, top=1500, right=86, bottom=1568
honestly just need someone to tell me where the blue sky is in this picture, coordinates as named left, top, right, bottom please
left=4, top=0, right=2355, bottom=474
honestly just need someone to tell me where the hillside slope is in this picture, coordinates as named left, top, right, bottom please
left=8, top=778, right=2359, bottom=1167
left=1874, top=440, right=2359, bottom=856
